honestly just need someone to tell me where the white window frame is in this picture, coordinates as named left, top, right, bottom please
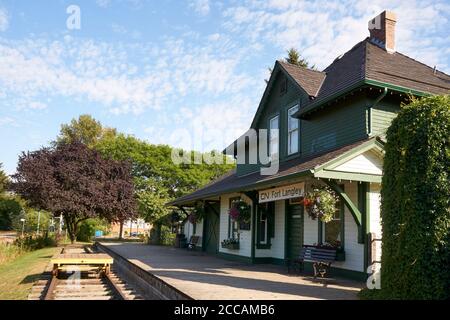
left=287, top=105, right=299, bottom=155
left=269, top=115, right=279, bottom=159
left=259, top=212, right=268, bottom=245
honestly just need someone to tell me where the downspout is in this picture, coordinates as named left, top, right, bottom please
left=368, top=87, right=388, bottom=136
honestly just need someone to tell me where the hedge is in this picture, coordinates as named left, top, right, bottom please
left=381, top=95, right=450, bottom=299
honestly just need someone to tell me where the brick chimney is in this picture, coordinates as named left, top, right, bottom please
left=368, top=11, right=397, bottom=53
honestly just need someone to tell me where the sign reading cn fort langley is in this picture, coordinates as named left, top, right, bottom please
left=259, top=183, right=305, bottom=203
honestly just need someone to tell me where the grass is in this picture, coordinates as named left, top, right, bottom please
left=0, top=246, right=60, bottom=300
left=0, top=243, right=23, bottom=265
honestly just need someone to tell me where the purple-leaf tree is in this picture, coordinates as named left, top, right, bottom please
left=11, top=142, right=137, bottom=243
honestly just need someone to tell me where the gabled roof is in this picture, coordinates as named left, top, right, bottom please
left=278, top=60, right=326, bottom=97
left=294, top=38, right=450, bottom=117
left=170, top=138, right=383, bottom=206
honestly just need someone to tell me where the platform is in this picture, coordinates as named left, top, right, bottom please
left=100, top=242, right=364, bottom=300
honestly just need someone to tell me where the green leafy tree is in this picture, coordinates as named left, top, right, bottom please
left=55, top=114, right=116, bottom=147
left=96, top=133, right=235, bottom=242
left=0, top=196, right=23, bottom=231
left=0, top=164, right=8, bottom=194
left=381, top=95, right=450, bottom=299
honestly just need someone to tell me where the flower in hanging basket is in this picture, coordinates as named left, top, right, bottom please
left=193, top=202, right=206, bottom=222
left=229, top=206, right=240, bottom=221
left=228, top=200, right=251, bottom=224
left=304, top=185, right=338, bottom=223
left=188, top=213, right=197, bottom=224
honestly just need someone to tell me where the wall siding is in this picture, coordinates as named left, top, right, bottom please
left=255, top=200, right=285, bottom=259
left=301, top=95, right=368, bottom=157
left=333, top=150, right=383, bottom=175
left=219, top=193, right=252, bottom=257
left=333, top=182, right=364, bottom=272
left=237, top=71, right=306, bottom=176
left=371, top=102, right=399, bottom=138
left=369, top=183, right=382, bottom=264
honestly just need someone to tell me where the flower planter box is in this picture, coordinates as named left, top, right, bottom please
left=221, top=242, right=240, bottom=250
left=336, top=250, right=346, bottom=261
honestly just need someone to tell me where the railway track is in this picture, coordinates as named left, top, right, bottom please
left=29, top=245, right=144, bottom=300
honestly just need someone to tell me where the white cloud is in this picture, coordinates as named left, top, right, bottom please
left=190, top=0, right=210, bottom=16
left=0, top=116, right=15, bottom=127
left=0, top=32, right=256, bottom=115
left=223, top=0, right=450, bottom=72
left=0, top=8, right=9, bottom=32
left=96, top=0, right=111, bottom=8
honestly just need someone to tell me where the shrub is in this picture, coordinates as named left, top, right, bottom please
left=76, top=218, right=110, bottom=242
left=160, top=225, right=176, bottom=246
left=381, top=95, right=450, bottom=299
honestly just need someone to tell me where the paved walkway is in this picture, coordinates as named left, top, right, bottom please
left=101, top=243, right=363, bottom=300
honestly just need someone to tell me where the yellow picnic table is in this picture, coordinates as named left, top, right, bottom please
left=50, top=253, right=114, bottom=277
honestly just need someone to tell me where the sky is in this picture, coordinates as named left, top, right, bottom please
left=0, top=0, right=449, bottom=175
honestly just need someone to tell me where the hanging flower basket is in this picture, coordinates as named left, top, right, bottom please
left=228, top=200, right=251, bottom=224
left=301, top=185, right=339, bottom=223
left=188, top=202, right=207, bottom=224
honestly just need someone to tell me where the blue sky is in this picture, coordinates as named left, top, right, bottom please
left=0, top=0, right=449, bottom=174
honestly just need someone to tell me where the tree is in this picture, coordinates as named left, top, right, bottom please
left=55, top=114, right=116, bottom=147
left=381, top=95, right=450, bottom=299
left=95, top=133, right=235, bottom=242
left=0, top=164, right=8, bottom=194
left=285, top=48, right=315, bottom=69
left=11, top=142, right=137, bottom=243
left=266, top=48, right=316, bottom=83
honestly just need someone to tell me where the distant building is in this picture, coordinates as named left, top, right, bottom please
left=111, top=219, right=151, bottom=237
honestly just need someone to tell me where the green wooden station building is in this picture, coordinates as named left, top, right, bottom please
left=169, top=11, right=450, bottom=280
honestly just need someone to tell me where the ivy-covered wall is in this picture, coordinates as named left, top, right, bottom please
left=381, top=95, right=450, bottom=299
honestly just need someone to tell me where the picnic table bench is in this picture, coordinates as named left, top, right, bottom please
left=50, top=253, right=113, bottom=277
left=286, top=245, right=337, bottom=279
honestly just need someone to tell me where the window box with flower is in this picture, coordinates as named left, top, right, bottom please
left=221, top=238, right=240, bottom=250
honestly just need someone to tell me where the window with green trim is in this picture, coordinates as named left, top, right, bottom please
left=322, top=195, right=344, bottom=248
left=228, top=197, right=240, bottom=239
left=257, top=202, right=275, bottom=249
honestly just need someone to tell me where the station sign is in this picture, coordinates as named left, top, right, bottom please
left=258, top=182, right=305, bottom=203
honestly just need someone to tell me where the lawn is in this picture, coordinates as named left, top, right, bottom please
left=0, top=246, right=60, bottom=300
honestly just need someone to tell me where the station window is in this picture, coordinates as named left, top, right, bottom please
left=287, top=105, right=299, bottom=155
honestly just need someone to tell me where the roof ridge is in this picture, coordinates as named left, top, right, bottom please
left=394, top=51, right=450, bottom=78
left=278, top=59, right=325, bottom=74
left=323, top=38, right=368, bottom=72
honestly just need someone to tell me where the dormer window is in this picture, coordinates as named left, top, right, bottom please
left=287, top=105, right=299, bottom=155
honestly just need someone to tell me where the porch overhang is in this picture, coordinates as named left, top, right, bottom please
left=169, top=137, right=384, bottom=209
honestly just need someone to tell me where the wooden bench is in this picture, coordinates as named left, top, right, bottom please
left=287, top=245, right=337, bottom=279
left=187, top=235, right=200, bottom=250
left=50, top=253, right=113, bottom=277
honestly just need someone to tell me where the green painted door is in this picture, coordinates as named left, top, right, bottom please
left=203, top=204, right=220, bottom=255
left=286, top=204, right=304, bottom=259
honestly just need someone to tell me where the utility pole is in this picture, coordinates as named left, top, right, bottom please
left=36, top=211, right=41, bottom=236
left=20, top=218, right=25, bottom=237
